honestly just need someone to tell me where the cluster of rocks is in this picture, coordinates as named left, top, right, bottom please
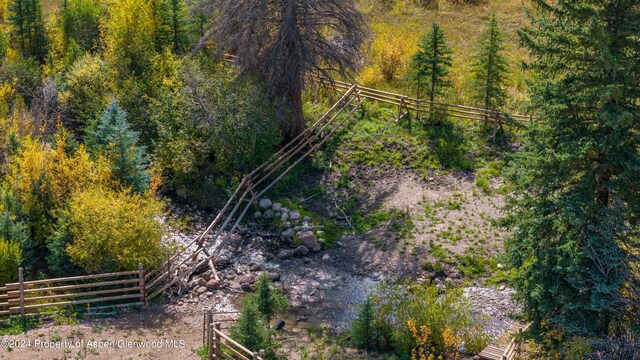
left=188, top=264, right=283, bottom=301
left=251, top=198, right=327, bottom=259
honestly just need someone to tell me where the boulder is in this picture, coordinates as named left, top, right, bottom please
left=298, top=231, right=321, bottom=251
left=277, top=249, right=294, bottom=260
left=267, top=272, right=281, bottom=282
left=259, top=198, right=272, bottom=209
left=294, top=245, right=310, bottom=256
left=272, top=203, right=283, bottom=212
left=237, top=275, right=254, bottom=284
left=290, top=211, right=301, bottom=220
left=280, top=212, right=290, bottom=222
left=206, top=280, right=220, bottom=290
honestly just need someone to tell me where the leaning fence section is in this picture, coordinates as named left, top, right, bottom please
left=1, top=265, right=145, bottom=319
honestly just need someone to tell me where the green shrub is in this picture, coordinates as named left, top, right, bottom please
left=229, top=300, right=279, bottom=359
left=247, top=273, right=289, bottom=322
left=0, top=238, right=21, bottom=284
left=353, top=281, right=484, bottom=357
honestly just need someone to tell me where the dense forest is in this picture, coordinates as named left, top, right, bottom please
left=0, top=0, right=638, bottom=359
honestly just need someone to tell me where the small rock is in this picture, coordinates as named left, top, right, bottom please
left=318, top=238, right=326, bottom=244
left=267, top=272, right=281, bottom=282
left=499, top=285, right=506, bottom=291
left=259, top=198, right=272, bottom=209
left=206, top=280, right=220, bottom=290
left=241, top=283, right=252, bottom=292
left=281, top=228, right=295, bottom=239
left=197, top=278, right=207, bottom=287
left=202, top=272, right=212, bottom=281
left=238, top=227, right=249, bottom=236
left=281, top=212, right=290, bottom=222
left=283, top=221, right=292, bottom=228
left=197, top=286, right=207, bottom=295
left=303, top=216, right=312, bottom=223
left=298, top=231, right=319, bottom=250
left=322, top=254, right=330, bottom=261
left=294, top=245, right=310, bottom=256
left=281, top=207, right=290, bottom=214
left=497, top=263, right=505, bottom=269
left=434, top=278, right=445, bottom=287
left=272, top=203, right=283, bottom=212
left=274, top=211, right=281, bottom=218
left=290, top=211, right=301, bottom=220
left=277, top=249, right=294, bottom=259
left=237, top=275, right=254, bottom=284
left=263, top=209, right=274, bottom=219
left=250, top=264, right=262, bottom=272
left=253, top=211, right=262, bottom=219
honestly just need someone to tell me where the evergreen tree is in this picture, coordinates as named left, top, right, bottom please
left=229, top=300, right=275, bottom=357
left=351, top=297, right=380, bottom=350
left=406, top=22, right=452, bottom=121
left=9, top=0, right=48, bottom=62
left=88, top=101, right=151, bottom=193
left=60, top=0, right=102, bottom=53
left=505, top=0, right=640, bottom=335
left=248, top=272, right=289, bottom=323
left=471, top=12, right=509, bottom=112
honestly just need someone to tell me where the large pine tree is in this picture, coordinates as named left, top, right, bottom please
left=406, top=22, right=452, bottom=122
left=506, top=0, right=640, bottom=335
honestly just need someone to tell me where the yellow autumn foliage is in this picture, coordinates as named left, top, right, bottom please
left=65, top=186, right=168, bottom=273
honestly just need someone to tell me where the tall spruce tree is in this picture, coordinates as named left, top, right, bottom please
left=505, top=0, right=640, bottom=335
left=406, top=22, right=452, bottom=121
left=88, top=101, right=151, bottom=193
left=471, top=12, right=509, bottom=113
left=9, top=0, right=48, bottom=62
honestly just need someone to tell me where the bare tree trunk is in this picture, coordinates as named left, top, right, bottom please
left=287, top=85, right=305, bottom=140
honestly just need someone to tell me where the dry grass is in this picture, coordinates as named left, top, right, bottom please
left=356, top=0, right=531, bottom=112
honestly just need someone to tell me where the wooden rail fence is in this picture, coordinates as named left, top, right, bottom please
left=203, top=308, right=265, bottom=360
left=0, top=265, right=145, bottom=318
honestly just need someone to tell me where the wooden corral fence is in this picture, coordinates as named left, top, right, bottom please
left=143, top=84, right=365, bottom=301
left=202, top=308, right=265, bottom=360
left=0, top=265, right=145, bottom=319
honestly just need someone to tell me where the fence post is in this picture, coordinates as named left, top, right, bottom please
left=259, top=349, right=266, bottom=359
left=214, top=322, right=221, bottom=360
left=253, top=352, right=259, bottom=359
left=138, top=263, right=146, bottom=306
left=206, top=308, right=213, bottom=360
left=18, top=267, right=25, bottom=318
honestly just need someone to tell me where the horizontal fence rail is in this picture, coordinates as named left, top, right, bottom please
left=1, top=266, right=145, bottom=319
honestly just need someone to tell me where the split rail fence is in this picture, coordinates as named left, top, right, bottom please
left=0, top=265, right=145, bottom=318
